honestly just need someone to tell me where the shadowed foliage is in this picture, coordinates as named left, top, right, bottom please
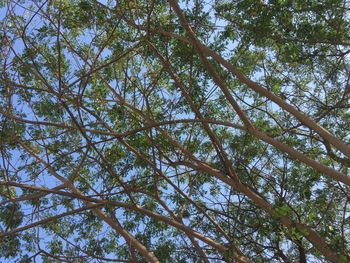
left=0, top=0, right=349, bottom=262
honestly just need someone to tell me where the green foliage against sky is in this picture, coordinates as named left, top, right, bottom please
left=0, top=0, right=350, bottom=262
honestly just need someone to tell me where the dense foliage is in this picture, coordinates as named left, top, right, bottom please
left=0, top=0, right=350, bottom=262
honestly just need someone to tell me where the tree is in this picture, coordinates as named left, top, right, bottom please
left=0, top=0, right=349, bottom=262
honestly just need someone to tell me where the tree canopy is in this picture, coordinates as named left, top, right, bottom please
left=0, top=0, right=350, bottom=262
